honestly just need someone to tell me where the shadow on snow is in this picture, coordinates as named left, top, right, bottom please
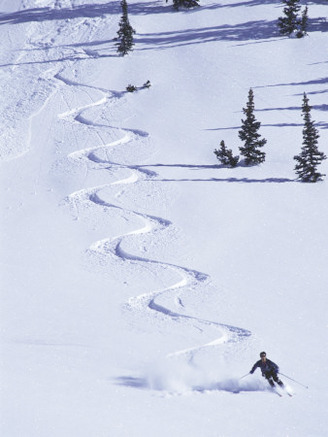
left=157, top=177, right=293, bottom=183
left=0, top=1, right=284, bottom=24
left=137, top=20, right=280, bottom=50
left=136, top=18, right=327, bottom=50
left=0, top=3, right=121, bottom=25
left=131, top=163, right=294, bottom=183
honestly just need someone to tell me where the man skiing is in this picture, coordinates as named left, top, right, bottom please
left=250, top=351, right=285, bottom=389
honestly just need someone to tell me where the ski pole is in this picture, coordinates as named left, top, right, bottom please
left=239, top=373, right=250, bottom=380
left=279, top=372, right=309, bottom=389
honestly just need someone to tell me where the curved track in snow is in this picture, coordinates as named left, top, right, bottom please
left=56, top=71, right=251, bottom=362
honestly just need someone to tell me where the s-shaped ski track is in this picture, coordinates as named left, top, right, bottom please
left=57, top=71, right=251, bottom=364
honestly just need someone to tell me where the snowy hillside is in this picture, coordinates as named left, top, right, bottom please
left=1, top=0, right=328, bottom=436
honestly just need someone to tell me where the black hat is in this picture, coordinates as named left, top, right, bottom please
left=260, top=351, right=266, bottom=357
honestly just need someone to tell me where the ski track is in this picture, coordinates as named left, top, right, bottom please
left=53, top=62, right=251, bottom=366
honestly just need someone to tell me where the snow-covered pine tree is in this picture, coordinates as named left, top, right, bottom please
left=278, top=0, right=302, bottom=36
left=173, top=0, right=200, bottom=11
left=116, top=0, right=135, bottom=56
left=238, top=88, right=266, bottom=166
left=214, top=140, right=239, bottom=168
left=294, top=93, right=327, bottom=182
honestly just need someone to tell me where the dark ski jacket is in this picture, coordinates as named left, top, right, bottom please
left=250, top=359, right=279, bottom=377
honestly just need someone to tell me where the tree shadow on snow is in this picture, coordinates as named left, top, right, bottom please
left=6, top=0, right=321, bottom=25
left=0, top=1, right=200, bottom=22
left=214, top=0, right=281, bottom=8
left=257, top=104, right=328, bottom=113
left=137, top=20, right=280, bottom=50
left=133, top=163, right=294, bottom=184
left=255, top=76, right=328, bottom=91
left=256, top=105, right=328, bottom=129
left=207, top=122, right=303, bottom=131
left=0, top=52, right=117, bottom=69
left=0, top=0, right=288, bottom=24
left=0, top=3, right=121, bottom=25
left=159, top=177, right=293, bottom=183
left=136, top=163, right=222, bottom=170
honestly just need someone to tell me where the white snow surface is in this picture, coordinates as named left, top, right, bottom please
left=1, top=0, right=328, bottom=436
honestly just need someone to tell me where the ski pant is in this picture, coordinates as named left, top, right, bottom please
left=264, top=372, right=284, bottom=388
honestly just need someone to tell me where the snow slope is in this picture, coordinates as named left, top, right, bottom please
left=1, top=0, right=328, bottom=436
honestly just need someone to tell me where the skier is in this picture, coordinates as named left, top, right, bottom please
left=250, top=351, right=285, bottom=389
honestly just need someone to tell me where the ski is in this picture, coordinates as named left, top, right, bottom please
left=273, top=390, right=283, bottom=397
left=278, top=384, right=293, bottom=397
left=272, top=384, right=293, bottom=397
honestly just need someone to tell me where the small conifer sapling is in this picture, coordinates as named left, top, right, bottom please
left=214, top=140, right=239, bottom=168
left=116, top=0, right=136, bottom=56
left=238, top=88, right=266, bottom=166
left=294, top=93, right=327, bottom=182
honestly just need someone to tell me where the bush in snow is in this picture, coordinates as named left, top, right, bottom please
left=173, top=0, right=200, bottom=11
left=214, top=140, right=239, bottom=168
left=238, top=88, right=266, bottom=166
left=116, top=0, right=135, bottom=56
left=294, top=93, right=327, bottom=182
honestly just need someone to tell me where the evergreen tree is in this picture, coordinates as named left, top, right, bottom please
left=173, top=0, right=200, bottom=11
left=278, top=0, right=301, bottom=36
left=238, top=88, right=266, bottom=166
left=214, top=140, right=239, bottom=168
left=294, top=93, right=327, bottom=182
left=116, top=0, right=135, bottom=56
left=296, top=6, right=309, bottom=38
